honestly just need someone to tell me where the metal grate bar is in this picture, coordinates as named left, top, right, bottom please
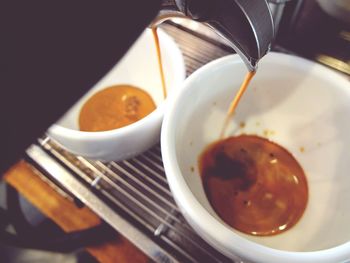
left=160, top=235, right=198, bottom=263
left=99, top=186, right=156, bottom=232
left=126, top=158, right=170, bottom=190
left=110, top=160, right=175, bottom=204
left=147, top=150, right=164, bottom=163
left=40, top=139, right=94, bottom=184
left=140, top=153, right=166, bottom=173
left=100, top=161, right=182, bottom=225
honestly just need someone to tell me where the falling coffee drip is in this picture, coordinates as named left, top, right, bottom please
left=220, top=71, right=256, bottom=138
left=199, top=135, right=308, bottom=236
left=152, top=27, right=167, bottom=99
left=150, top=13, right=187, bottom=99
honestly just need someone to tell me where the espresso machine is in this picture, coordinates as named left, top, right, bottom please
left=2, top=0, right=348, bottom=262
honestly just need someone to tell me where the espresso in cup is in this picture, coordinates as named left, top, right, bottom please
left=79, top=85, right=156, bottom=131
left=199, top=134, right=308, bottom=236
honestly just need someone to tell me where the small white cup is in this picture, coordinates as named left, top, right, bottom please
left=48, top=28, right=185, bottom=161
left=161, top=52, right=350, bottom=263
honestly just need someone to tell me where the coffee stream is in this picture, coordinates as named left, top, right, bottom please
left=152, top=27, right=167, bottom=99
left=220, top=71, right=256, bottom=138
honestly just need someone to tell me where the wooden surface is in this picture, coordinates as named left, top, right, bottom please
left=4, top=160, right=150, bottom=263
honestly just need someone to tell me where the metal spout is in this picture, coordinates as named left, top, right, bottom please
left=155, top=0, right=274, bottom=71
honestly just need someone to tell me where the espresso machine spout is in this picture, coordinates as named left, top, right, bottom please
left=155, top=0, right=274, bottom=71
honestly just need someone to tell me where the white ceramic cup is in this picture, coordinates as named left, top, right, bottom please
left=48, top=28, right=185, bottom=161
left=161, top=52, right=350, bottom=263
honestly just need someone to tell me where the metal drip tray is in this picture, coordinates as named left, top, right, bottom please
left=25, top=22, right=234, bottom=263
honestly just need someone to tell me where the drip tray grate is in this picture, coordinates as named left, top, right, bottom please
left=26, top=23, right=235, bottom=263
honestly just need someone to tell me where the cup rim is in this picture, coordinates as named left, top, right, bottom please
left=161, top=52, right=350, bottom=262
